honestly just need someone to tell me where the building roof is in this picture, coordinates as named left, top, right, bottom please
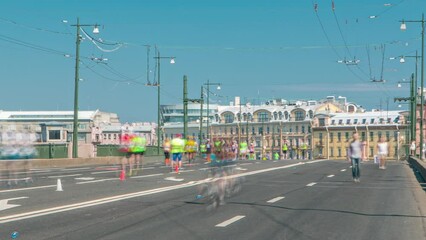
left=0, top=110, right=99, bottom=121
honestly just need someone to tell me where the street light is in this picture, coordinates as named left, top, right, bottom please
left=203, top=80, right=221, bottom=139
left=70, top=18, right=101, bottom=158
left=151, top=48, right=176, bottom=155
left=399, top=14, right=425, bottom=159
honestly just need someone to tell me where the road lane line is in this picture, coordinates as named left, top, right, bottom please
left=267, top=196, right=285, bottom=203
left=306, top=182, right=317, bottom=187
left=130, top=173, right=163, bottom=179
left=215, top=215, right=246, bottom=227
left=240, top=163, right=253, bottom=166
left=61, top=167, right=91, bottom=171
left=341, top=169, right=347, bottom=172
left=327, top=175, right=335, bottom=178
left=76, top=178, right=116, bottom=185
left=47, top=174, right=82, bottom=178
left=91, top=170, right=121, bottom=175
left=0, top=185, right=56, bottom=193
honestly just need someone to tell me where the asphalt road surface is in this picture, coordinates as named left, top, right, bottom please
left=0, top=158, right=425, bottom=240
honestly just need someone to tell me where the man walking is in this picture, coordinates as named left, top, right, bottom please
left=347, top=132, right=364, bottom=183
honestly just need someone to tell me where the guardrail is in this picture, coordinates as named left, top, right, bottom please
left=408, top=156, right=426, bottom=182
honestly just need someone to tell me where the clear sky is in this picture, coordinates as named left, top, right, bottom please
left=0, top=0, right=425, bottom=122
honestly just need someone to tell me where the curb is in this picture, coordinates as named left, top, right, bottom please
left=408, top=157, right=426, bottom=182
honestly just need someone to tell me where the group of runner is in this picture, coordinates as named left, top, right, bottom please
left=119, top=133, right=147, bottom=176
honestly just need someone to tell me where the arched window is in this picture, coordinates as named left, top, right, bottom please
left=308, top=110, right=314, bottom=119
left=279, top=111, right=284, bottom=120
left=294, top=110, right=305, bottom=121
left=223, top=112, right=234, bottom=123
left=273, top=111, right=278, bottom=120
left=284, top=111, right=289, bottom=120
left=258, top=111, right=269, bottom=122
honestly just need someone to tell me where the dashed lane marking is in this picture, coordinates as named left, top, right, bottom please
left=341, top=169, right=347, bottom=172
left=130, top=173, right=163, bottom=179
left=327, top=175, right=335, bottom=178
left=47, top=174, right=82, bottom=179
left=76, top=178, right=116, bottom=185
left=267, top=196, right=285, bottom=203
left=306, top=182, right=317, bottom=187
left=216, top=215, right=246, bottom=227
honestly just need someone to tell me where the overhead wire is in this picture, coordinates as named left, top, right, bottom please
left=0, top=17, right=72, bottom=35
left=80, top=27, right=124, bottom=52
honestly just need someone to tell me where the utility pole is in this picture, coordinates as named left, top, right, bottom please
left=183, top=75, right=188, bottom=138
left=199, top=86, right=204, bottom=146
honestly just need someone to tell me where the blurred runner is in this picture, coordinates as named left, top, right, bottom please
left=185, top=136, right=197, bottom=165
left=171, top=134, right=185, bottom=173
left=347, top=132, right=364, bottom=183
left=214, top=138, right=223, bottom=161
left=282, top=141, right=288, bottom=159
left=377, top=136, right=389, bottom=170
left=206, top=139, right=212, bottom=162
left=129, top=134, right=146, bottom=176
left=231, top=140, right=238, bottom=160
left=248, top=142, right=255, bottom=160
left=239, top=140, right=247, bottom=160
left=163, top=138, right=171, bottom=166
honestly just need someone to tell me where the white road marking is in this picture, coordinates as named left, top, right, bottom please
left=141, top=167, right=155, bottom=170
left=273, top=161, right=278, bottom=163
left=0, top=185, right=56, bottom=193
left=327, top=175, right=335, bottom=178
left=76, top=178, right=116, bottom=185
left=75, top=177, right=95, bottom=181
left=255, top=162, right=261, bottom=164
left=0, top=197, right=28, bottom=211
left=176, top=170, right=194, bottom=173
left=235, top=167, right=247, bottom=171
left=164, top=177, right=184, bottom=182
left=91, top=170, right=121, bottom=175
left=240, top=163, right=253, bottom=166
left=267, top=196, right=285, bottom=203
left=341, top=169, right=347, bottom=172
left=61, top=167, right=91, bottom=171
left=215, top=215, right=246, bottom=227
left=130, top=173, right=163, bottom=179
left=47, top=174, right=82, bottom=179
left=306, top=182, right=317, bottom=187
left=160, top=166, right=171, bottom=168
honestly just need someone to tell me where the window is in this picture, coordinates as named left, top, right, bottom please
left=370, top=132, right=374, bottom=141
left=338, top=119, right=343, bottom=125
left=114, top=134, right=117, bottom=140
left=224, top=128, right=227, bottom=135
left=338, top=148, right=341, bottom=157
left=361, top=132, right=366, bottom=141
left=267, top=127, right=270, bottom=134
left=103, top=134, right=107, bottom=140
left=295, top=111, right=304, bottom=121
left=242, top=128, right=245, bottom=135
left=331, top=120, right=336, bottom=125
left=231, top=128, right=234, bottom=135
left=301, top=126, right=305, bottom=133
left=378, top=131, right=382, bottom=139
left=337, top=132, right=342, bottom=142
left=319, top=133, right=323, bottom=142
left=330, top=147, right=334, bottom=157
left=224, top=113, right=234, bottom=123
left=387, top=118, right=391, bottom=123
left=108, top=134, right=111, bottom=140
left=295, top=126, right=299, bottom=133
left=258, top=111, right=269, bottom=122
left=362, top=119, right=366, bottom=124
left=48, top=130, right=61, bottom=140
left=394, top=131, right=398, bottom=141
left=354, top=119, right=358, bottom=124
left=329, top=133, right=334, bottom=142
left=370, top=119, right=375, bottom=124
left=95, top=134, right=100, bottom=142
left=319, top=118, right=325, bottom=126
left=385, top=131, right=390, bottom=141
left=346, top=119, right=351, bottom=124
left=345, top=132, right=349, bottom=142
left=370, top=147, right=374, bottom=157
left=308, top=126, right=311, bottom=133
left=252, top=127, right=255, bottom=134
left=259, top=127, right=263, bottom=134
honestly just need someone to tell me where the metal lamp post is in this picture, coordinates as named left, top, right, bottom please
left=70, top=18, right=100, bottom=158
left=152, top=49, right=175, bottom=155
left=400, top=14, right=425, bottom=159
left=203, top=80, right=221, bottom=139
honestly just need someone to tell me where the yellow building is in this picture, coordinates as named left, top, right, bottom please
left=312, top=111, right=408, bottom=160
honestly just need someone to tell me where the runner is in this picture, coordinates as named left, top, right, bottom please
left=200, top=140, right=207, bottom=160
left=239, top=140, right=248, bottom=160
left=347, top=132, right=364, bottom=183
left=282, top=141, right=288, bottom=160
left=300, top=141, right=308, bottom=160
left=206, top=139, right=212, bottom=162
left=129, top=134, right=146, bottom=176
left=248, top=142, right=255, bottom=160
left=171, top=134, right=185, bottom=173
left=185, top=136, right=197, bottom=165
left=119, top=133, right=133, bottom=176
left=410, top=140, right=416, bottom=156
left=163, top=138, right=171, bottom=166
left=377, top=136, right=389, bottom=170
left=232, top=140, right=238, bottom=160
left=214, top=138, right=223, bottom=161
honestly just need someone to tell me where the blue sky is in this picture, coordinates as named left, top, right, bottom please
left=0, top=0, right=425, bottom=122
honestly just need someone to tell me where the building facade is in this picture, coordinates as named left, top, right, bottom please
left=311, top=111, right=408, bottom=160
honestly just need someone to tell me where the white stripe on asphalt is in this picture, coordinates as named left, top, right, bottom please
left=91, top=170, right=121, bottom=175
left=327, top=175, right=335, bottom=178
left=0, top=185, right=56, bottom=193
left=341, top=169, right=347, bottom=172
left=130, top=173, right=163, bottom=179
left=61, top=167, right=91, bottom=171
left=47, top=174, right=82, bottom=179
left=267, top=196, right=285, bottom=203
left=239, top=163, right=253, bottom=166
left=75, top=177, right=95, bottom=181
left=176, top=170, right=194, bottom=173
left=76, top=178, right=117, bottom=185
left=215, top=215, right=246, bottom=227
left=306, top=182, right=317, bottom=187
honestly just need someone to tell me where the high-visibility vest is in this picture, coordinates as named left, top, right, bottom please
left=240, top=142, right=248, bottom=150
left=130, top=136, right=146, bottom=153
left=282, top=144, right=288, bottom=151
left=171, top=138, right=185, bottom=153
left=214, top=141, right=222, bottom=151
left=200, top=144, right=207, bottom=153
